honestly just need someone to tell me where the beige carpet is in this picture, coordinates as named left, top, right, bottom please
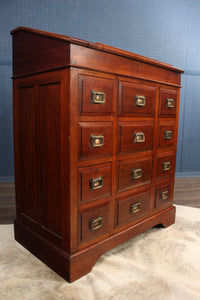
left=0, top=205, right=200, bottom=300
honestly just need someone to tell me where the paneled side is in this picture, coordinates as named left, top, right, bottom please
left=13, top=85, right=38, bottom=223
left=13, top=70, right=69, bottom=248
left=39, top=82, right=62, bottom=237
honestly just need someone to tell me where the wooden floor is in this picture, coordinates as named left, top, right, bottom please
left=0, top=178, right=199, bottom=224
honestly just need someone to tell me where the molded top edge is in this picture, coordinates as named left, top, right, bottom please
left=10, top=26, right=184, bottom=73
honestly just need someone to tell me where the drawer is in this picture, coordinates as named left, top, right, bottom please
left=118, top=157, right=152, bottom=192
left=78, top=163, right=111, bottom=204
left=118, top=80, right=156, bottom=116
left=80, top=204, right=109, bottom=243
left=157, top=153, right=175, bottom=179
left=159, top=124, right=176, bottom=148
left=118, top=122, right=154, bottom=154
left=78, top=122, right=112, bottom=160
left=116, top=190, right=151, bottom=226
left=155, top=183, right=172, bottom=209
left=159, top=88, right=177, bottom=117
left=78, top=74, right=113, bottom=115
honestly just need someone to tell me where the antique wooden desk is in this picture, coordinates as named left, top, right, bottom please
left=11, top=27, right=183, bottom=282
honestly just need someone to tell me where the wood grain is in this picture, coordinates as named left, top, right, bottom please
left=10, top=27, right=184, bottom=282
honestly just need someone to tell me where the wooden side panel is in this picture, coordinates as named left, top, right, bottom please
left=14, top=85, right=38, bottom=223
left=39, top=82, right=62, bottom=236
left=12, top=31, right=70, bottom=77
left=13, top=70, right=69, bottom=248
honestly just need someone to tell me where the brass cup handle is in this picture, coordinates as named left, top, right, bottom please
left=89, top=216, right=103, bottom=231
left=135, top=95, right=146, bottom=107
left=163, top=161, right=171, bottom=171
left=91, top=90, right=105, bottom=104
left=90, top=176, right=103, bottom=190
left=166, top=98, right=174, bottom=108
left=160, top=190, right=169, bottom=200
left=131, top=168, right=142, bottom=180
left=90, top=135, right=104, bottom=148
left=164, top=130, right=172, bottom=140
left=130, top=202, right=141, bottom=214
left=134, top=132, right=145, bottom=143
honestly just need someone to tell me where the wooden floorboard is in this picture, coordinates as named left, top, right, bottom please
left=0, top=178, right=199, bottom=224
left=0, top=182, right=16, bottom=224
left=174, top=177, right=200, bottom=209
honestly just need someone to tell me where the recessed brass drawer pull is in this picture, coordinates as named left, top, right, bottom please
left=131, top=168, right=142, bottom=180
left=90, top=135, right=104, bottom=148
left=163, top=161, right=171, bottom=171
left=91, top=90, right=105, bottom=104
left=90, top=176, right=103, bottom=190
left=130, top=202, right=141, bottom=214
left=166, top=98, right=174, bottom=108
left=90, top=216, right=103, bottom=231
left=134, top=132, right=145, bottom=143
left=164, top=130, right=172, bottom=140
left=135, top=95, right=146, bottom=107
left=160, top=190, right=169, bottom=200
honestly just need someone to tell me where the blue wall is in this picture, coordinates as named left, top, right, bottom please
left=1, top=0, right=200, bottom=180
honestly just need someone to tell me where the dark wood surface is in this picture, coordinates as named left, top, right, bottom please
left=118, top=121, right=154, bottom=154
left=78, top=163, right=111, bottom=204
left=118, top=156, right=152, bottom=192
left=78, top=121, right=113, bottom=160
left=157, top=152, right=175, bottom=180
left=13, top=205, right=176, bottom=282
left=10, top=27, right=183, bottom=282
left=79, top=74, right=114, bottom=115
left=11, top=27, right=184, bottom=73
left=116, top=190, right=151, bottom=226
left=13, top=70, right=69, bottom=249
left=118, top=80, right=156, bottom=116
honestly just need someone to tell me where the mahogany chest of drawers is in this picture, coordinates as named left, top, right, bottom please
left=11, top=27, right=183, bottom=282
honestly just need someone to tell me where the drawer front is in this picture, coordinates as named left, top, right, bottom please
left=118, top=81, right=156, bottom=115
left=78, top=164, right=111, bottom=204
left=157, top=153, right=175, bottom=179
left=116, top=190, right=151, bottom=226
left=159, top=88, right=177, bottom=117
left=79, top=74, right=113, bottom=114
left=80, top=204, right=109, bottom=243
left=118, top=157, right=152, bottom=192
left=79, top=122, right=112, bottom=160
left=118, top=122, right=154, bottom=154
left=155, top=183, right=172, bottom=209
left=159, top=124, right=176, bottom=148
